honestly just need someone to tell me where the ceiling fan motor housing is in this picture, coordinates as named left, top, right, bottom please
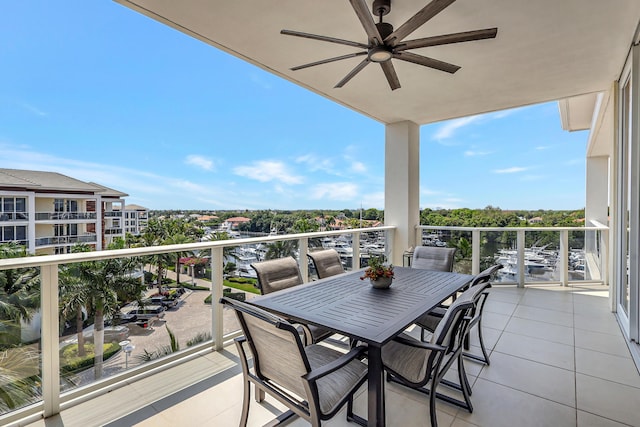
left=376, top=22, right=394, bottom=40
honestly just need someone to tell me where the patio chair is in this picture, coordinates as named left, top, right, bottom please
left=415, top=264, right=503, bottom=364
left=251, top=257, right=332, bottom=343
left=307, top=249, right=345, bottom=279
left=382, top=284, right=481, bottom=427
left=412, top=246, right=457, bottom=272
left=220, top=297, right=368, bottom=427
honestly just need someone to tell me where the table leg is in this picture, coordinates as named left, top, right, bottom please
left=367, top=345, right=385, bottom=427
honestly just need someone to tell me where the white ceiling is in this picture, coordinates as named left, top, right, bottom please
left=115, top=0, right=640, bottom=125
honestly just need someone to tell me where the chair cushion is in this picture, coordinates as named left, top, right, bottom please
left=308, top=324, right=334, bottom=342
left=415, top=311, right=442, bottom=332
left=306, top=344, right=367, bottom=415
left=381, top=333, right=431, bottom=384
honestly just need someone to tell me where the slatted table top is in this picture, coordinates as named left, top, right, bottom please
left=250, top=267, right=473, bottom=346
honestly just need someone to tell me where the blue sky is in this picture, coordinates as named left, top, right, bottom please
left=0, top=1, right=588, bottom=211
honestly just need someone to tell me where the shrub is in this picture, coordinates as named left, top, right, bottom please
left=186, top=331, right=212, bottom=347
left=60, top=342, right=121, bottom=374
left=181, top=282, right=209, bottom=291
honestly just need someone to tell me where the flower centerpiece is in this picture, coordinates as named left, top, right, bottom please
left=360, top=256, right=394, bottom=289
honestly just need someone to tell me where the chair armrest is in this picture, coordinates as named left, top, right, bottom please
left=392, top=334, right=447, bottom=352
left=303, top=345, right=368, bottom=382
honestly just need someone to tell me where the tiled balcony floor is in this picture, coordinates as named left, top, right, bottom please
left=24, top=284, right=640, bottom=427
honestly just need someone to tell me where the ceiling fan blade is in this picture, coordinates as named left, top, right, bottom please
left=395, top=28, right=498, bottom=51
left=291, top=52, right=368, bottom=71
left=349, top=0, right=384, bottom=45
left=393, top=51, right=461, bottom=74
left=385, top=0, right=457, bottom=45
left=335, top=58, right=371, bottom=88
left=380, top=61, right=401, bottom=90
left=281, top=29, right=369, bottom=49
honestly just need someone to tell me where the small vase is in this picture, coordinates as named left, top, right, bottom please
left=370, top=276, right=392, bottom=289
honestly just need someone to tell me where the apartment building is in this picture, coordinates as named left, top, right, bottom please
left=0, top=168, right=128, bottom=254
left=112, top=204, right=149, bottom=236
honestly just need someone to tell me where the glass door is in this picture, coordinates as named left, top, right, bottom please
left=617, top=45, right=640, bottom=341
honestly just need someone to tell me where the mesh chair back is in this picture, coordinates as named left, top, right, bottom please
left=221, top=297, right=311, bottom=397
left=308, top=249, right=345, bottom=279
left=251, top=256, right=303, bottom=294
left=430, top=284, right=478, bottom=349
left=412, top=246, right=456, bottom=272
left=470, top=264, right=503, bottom=287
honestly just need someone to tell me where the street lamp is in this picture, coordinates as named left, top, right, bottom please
left=119, top=340, right=135, bottom=369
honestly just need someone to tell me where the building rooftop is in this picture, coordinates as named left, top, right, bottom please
left=0, top=168, right=128, bottom=197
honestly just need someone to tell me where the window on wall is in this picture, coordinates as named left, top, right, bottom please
left=15, top=197, right=26, bottom=212
left=3, top=198, right=14, bottom=213
left=1, top=225, right=26, bottom=244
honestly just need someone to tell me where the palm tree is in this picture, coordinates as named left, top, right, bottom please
left=0, top=243, right=41, bottom=411
left=0, top=243, right=40, bottom=344
left=74, top=243, right=146, bottom=379
left=59, top=244, right=92, bottom=357
left=265, top=240, right=297, bottom=260
left=163, top=233, right=194, bottom=285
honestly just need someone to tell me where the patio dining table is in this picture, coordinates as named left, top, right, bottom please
left=248, top=266, right=474, bottom=427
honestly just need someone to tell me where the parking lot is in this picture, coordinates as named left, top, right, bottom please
left=65, top=280, right=251, bottom=387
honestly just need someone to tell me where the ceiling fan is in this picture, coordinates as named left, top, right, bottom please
left=281, top=0, right=497, bottom=90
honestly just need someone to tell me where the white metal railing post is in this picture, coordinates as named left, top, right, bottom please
left=385, top=228, right=394, bottom=267
left=352, top=232, right=361, bottom=270
left=211, top=247, right=224, bottom=351
left=560, top=230, right=569, bottom=286
left=472, top=229, right=481, bottom=275
left=41, top=264, right=60, bottom=417
left=299, top=237, right=309, bottom=282
left=415, top=226, right=422, bottom=248
left=517, top=230, right=525, bottom=288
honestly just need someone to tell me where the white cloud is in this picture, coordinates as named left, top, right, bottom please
left=295, top=154, right=335, bottom=173
left=310, top=182, right=358, bottom=200
left=233, top=160, right=303, bottom=184
left=351, top=161, right=367, bottom=173
left=168, top=179, right=209, bottom=194
left=493, top=167, right=528, bottom=174
left=20, top=102, right=48, bottom=117
left=464, top=150, right=491, bottom=157
left=432, top=108, right=517, bottom=141
left=565, top=158, right=583, bottom=165
left=535, top=146, right=550, bottom=150
left=420, top=187, right=441, bottom=196
left=361, top=192, right=384, bottom=208
left=433, top=116, right=482, bottom=140
left=0, top=143, right=246, bottom=209
left=185, top=155, right=214, bottom=171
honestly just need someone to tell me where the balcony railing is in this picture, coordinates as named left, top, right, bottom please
left=0, top=212, right=28, bottom=221
left=34, top=212, right=97, bottom=221
left=0, top=223, right=608, bottom=424
left=35, top=234, right=98, bottom=246
left=103, top=212, right=122, bottom=217
left=416, top=221, right=609, bottom=287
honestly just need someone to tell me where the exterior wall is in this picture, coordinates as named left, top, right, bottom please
left=0, top=189, right=118, bottom=254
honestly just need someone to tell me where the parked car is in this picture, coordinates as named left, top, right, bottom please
left=150, top=296, right=178, bottom=309
left=112, top=311, right=138, bottom=324
left=123, top=305, right=165, bottom=322
left=82, top=325, right=130, bottom=343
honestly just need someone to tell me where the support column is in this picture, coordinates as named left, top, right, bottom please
left=384, top=121, right=420, bottom=265
left=585, top=156, right=609, bottom=284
